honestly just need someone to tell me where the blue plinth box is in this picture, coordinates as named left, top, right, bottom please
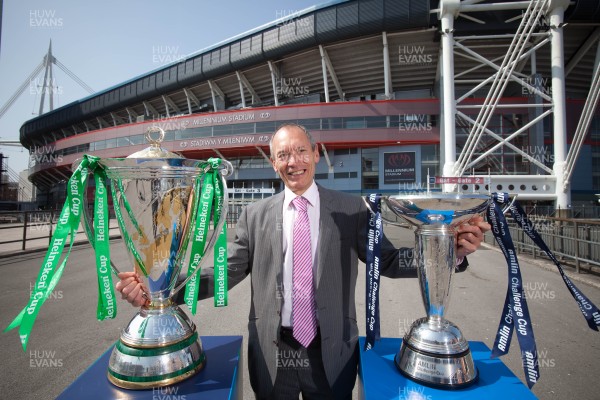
left=358, top=337, right=538, bottom=400
left=57, top=335, right=243, bottom=400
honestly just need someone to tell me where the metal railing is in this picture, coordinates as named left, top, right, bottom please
left=484, top=216, right=600, bottom=274
left=0, top=210, right=120, bottom=253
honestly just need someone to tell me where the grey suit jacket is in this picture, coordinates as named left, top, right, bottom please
left=226, top=186, right=412, bottom=398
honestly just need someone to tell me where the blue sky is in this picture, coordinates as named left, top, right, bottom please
left=0, top=0, right=323, bottom=174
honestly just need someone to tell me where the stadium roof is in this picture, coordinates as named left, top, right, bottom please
left=20, top=0, right=600, bottom=148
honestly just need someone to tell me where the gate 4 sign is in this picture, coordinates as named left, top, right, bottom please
left=384, top=152, right=415, bottom=184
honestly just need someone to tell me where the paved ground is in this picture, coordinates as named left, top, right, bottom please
left=1, top=224, right=599, bottom=399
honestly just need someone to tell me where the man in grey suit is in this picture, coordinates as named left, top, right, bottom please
left=117, top=123, right=489, bottom=399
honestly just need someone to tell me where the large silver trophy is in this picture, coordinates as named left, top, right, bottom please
left=84, top=127, right=233, bottom=389
left=380, top=193, right=490, bottom=388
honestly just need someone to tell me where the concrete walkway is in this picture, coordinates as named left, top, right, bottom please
left=0, top=224, right=599, bottom=399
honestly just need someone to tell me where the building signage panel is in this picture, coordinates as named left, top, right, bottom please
left=383, top=152, right=416, bottom=184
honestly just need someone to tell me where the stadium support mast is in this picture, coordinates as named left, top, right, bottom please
left=436, top=0, right=591, bottom=213
left=0, top=40, right=94, bottom=119
left=439, top=0, right=459, bottom=193
left=549, top=0, right=571, bottom=213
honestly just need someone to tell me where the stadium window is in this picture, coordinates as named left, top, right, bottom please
left=334, top=149, right=356, bottom=156
left=213, top=125, right=232, bottom=136
left=299, top=118, right=321, bottom=130
left=117, top=137, right=131, bottom=147
left=183, top=126, right=213, bottom=137
left=365, top=116, right=387, bottom=128
left=129, top=134, right=145, bottom=145
left=314, top=173, right=328, bottom=180
left=176, top=129, right=195, bottom=140
left=344, top=117, right=365, bottom=129
left=62, top=146, right=75, bottom=155
left=256, top=121, right=277, bottom=133
left=231, top=123, right=254, bottom=135
left=94, top=140, right=106, bottom=150
left=322, top=118, right=342, bottom=130
left=105, top=138, right=117, bottom=149
left=163, top=131, right=176, bottom=141
left=334, top=172, right=357, bottom=179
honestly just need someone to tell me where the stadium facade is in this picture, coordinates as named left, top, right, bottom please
left=19, top=0, right=600, bottom=210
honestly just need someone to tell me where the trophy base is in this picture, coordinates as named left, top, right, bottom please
left=396, top=341, right=478, bottom=388
left=107, top=304, right=206, bottom=389
left=396, top=317, right=478, bottom=388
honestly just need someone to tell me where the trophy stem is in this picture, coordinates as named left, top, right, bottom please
left=396, top=225, right=478, bottom=387
left=415, top=226, right=455, bottom=321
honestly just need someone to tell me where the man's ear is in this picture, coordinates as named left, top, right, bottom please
left=271, top=158, right=277, bottom=172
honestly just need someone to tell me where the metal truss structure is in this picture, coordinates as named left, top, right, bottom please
left=439, top=0, right=600, bottom=211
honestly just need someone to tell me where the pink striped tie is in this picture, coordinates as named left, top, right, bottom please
left=292, top=196, right=317, bottom=347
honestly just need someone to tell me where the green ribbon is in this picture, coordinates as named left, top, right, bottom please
left=4, top=155, right=117, bottom=350
left=183, top=158, right=228, bottom=313
left=94, top=170, right=116, bottom=320
left=212, top=160, right=228, bottom=307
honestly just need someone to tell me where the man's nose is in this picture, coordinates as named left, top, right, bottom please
left=288, top=152, right=300, bottom=163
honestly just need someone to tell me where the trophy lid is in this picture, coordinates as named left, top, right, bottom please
left=126, top=126, right=184, bottom=159
left=95, top=126, right=213, bottom=179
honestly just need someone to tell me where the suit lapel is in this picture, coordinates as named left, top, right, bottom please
left=317, top=187, right=335, bottom=288
left=266, top=193, right=285, bottom=293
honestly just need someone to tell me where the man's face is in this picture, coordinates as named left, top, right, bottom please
left=271, top=126, right=320, bottom=195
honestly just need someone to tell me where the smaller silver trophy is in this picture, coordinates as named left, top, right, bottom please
left=380, top=193, right=490, bottom=388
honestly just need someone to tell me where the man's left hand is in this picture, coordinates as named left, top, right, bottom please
left=456, top=215, right=491, bottom=259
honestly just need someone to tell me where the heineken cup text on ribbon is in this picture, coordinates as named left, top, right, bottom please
left=4, top=127, right=234, bottom=389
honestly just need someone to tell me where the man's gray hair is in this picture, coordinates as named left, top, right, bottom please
left=269, top=123, right=316, bottom=158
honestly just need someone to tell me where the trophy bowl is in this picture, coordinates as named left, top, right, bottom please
left=381, top=193, right=490, bottom=388
left=82, top=128, right=233, bottom=389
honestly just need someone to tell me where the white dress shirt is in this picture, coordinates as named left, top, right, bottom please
left=280, top=181, right=320, bottom=328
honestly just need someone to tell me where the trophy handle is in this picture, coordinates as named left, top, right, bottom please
left=170, top=162, right=232, bottom=297
left=362, top=196, right=411, bottom=229
left=501, top=194, right=518, bottom=215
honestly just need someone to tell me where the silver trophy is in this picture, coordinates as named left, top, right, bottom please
left=83, top=127, right=233, bottom=389
left=379, top=193, right=490, bottom=388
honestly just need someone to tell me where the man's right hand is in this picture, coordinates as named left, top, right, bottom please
left=115, top=272, right=150, bottom=307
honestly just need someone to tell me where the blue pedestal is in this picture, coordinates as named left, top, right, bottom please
left=358, top=337, right=537, bottom=400
left=57, top=336, right=243, bottom=400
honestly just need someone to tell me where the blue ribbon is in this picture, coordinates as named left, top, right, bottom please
left=497, top=194, right=600, bottom=331
left=365, top=194, right=383, bottom=351
left=487, top=193, right=539, bottom=388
